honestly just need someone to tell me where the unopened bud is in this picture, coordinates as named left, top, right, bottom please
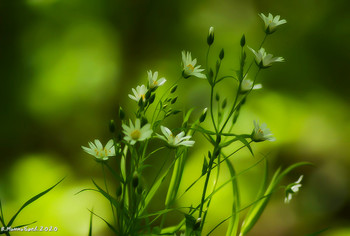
left=119, top=106, right=125, bottom=120
left=141, top=116, right=148, bottom=126
left=199, top=108, right=208, bottom=123
left=215, top=93, right=220, bottom=101
left=109, top=120, right=115, bottom=133
left=132, top=172, right=139, bottom=188
left=170, top=85, right=178, bottom=93
left=219, top=48, right=224, bottom=60
left=149, top=94, right=155, bottom=104
left=240, top=34, right=246, bottom=47
left=207, top=27, right=214, bottom=46
left=171, top=97, right=178, bottom=104
left=137, top=185, right=143, bottom=195
left=194, top=218, right=202, bottom=230
left=221, top=98, right=227, bottom=109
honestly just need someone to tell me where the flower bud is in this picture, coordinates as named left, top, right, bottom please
left=221, top=98, right=227, bottom=109
left=171, top=97, right=178, bottom=104
left=132, top=172, right=139, bottom=188
left=194, top=218, right=202, bottom=230
left=149, top=94, right=155, bottom=104
left=215, top=93, right=220, bottom=101
left=119, top=106, right=125, bottom=120
left=170, top=84, right=178, bottom=93
left=199, top=108, right=208, bottom=123
left=219, top=48, right=224, bottom=60
left=172, top=110, right=181, bottom=115
left=109, top=120, right=115, bottom=133
left=207, top=27, right=214, bottom=46
left=240, top=34, right=246, bottom=47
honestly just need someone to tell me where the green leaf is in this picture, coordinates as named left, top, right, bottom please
left=88, top=209, right=93, bottom=236
left=91, top=180, right=118, bottom=207
left=225, top=159, right=240, bottom=236
left=88, top=210, right=118, bottom=235
left=183, top=108, right=195, bottom=125
left=236, top=135, right=254, bottom=156
left=7, top=177, right=64, bottom=227
left=306, top=227, right=330, bottom=236
left=12, top=221, right=37, bottom=229
left=201, top=156, right=208, bottom=176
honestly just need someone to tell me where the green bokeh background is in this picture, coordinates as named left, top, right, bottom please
left=1, top=0, right=349, bottom=235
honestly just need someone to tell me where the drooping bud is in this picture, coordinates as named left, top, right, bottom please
left=199, top=108, right=208, bottom=123
left=207, top=27, right=214, bottom=46
left=109, top=120, right=115, bottom=133
left=240, top=34, right=246, bottom=47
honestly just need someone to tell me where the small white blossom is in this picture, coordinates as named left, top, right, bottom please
left=284, top=175, right=303, bottom=204
left=240, top=75, right=262, bottom=92
left=147, top=70, right=166, bottom=89
left=128, top=85, right=148, bottom=102
left=182, top=51, right=206, bottom=79
left=157, top=126, right=195, bottom=147
left=248, top=47, right=284, bottom=68
left=82, top=139, right=115, bottom=161
left=251, top=120, right=275, bottom=142
left=259, top=13, right=287, bottom=34
left=122, top=119, right=153, bottom=145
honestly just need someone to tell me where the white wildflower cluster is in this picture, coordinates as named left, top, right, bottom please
left=79, top=13, right=306, bottom=236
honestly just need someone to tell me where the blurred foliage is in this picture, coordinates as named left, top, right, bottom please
left=0, top=0, right=349, bottom=235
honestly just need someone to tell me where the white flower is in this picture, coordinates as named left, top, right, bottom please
left=240, top=75, right=262, bottom=92
left=182, top=51, right=206, bottom=79
left=147, top=70, right=166, bottom=89
left=259, top=13, right=287, bottom=34
left=284, top=175, right=303, bottom=204
left=128, top=85, right=148, bottom=102
left=122, top=119, right=153, bottom=145
left=157, top=126, right=195, bottom=147
left=251, top=120, right=275, bottom=142
left=81, top=139, right=115, bottom=161
left=248, top=47, right=284, bottom=69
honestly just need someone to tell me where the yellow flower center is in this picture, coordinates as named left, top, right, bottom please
left=131, top=130, right=141, bottom=140
left=141, top=94, right=146, bottom=101
left=186, top=64, right=195, bottom=72
left=153, top=80, right=158, bottom=86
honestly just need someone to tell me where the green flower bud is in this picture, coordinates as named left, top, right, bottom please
left=170, top=85, right=178, bottom=93
left=141, top=116, right=148, bottom=126
left=215, top=93, right=220, bottom=101
left=109, top=120, right=115, bottom=133
left=194, top=218, right=202, bottom=230
left=132, top=172, right=139, bottom=188
left=221, top=98, right=227, bottom=109
left=199, top=108, right=208, bottom=123
left=137, top=185, right=143, bottom=195
left=119, top=106, right=125, bottom=120
left=172, top=110, right=181, bottom=115
left=207, top=27, right=214, bottom=46
left=240, top=34, right=246, bottom=47
left=219, top=48, right=224, bottom=60
left=149, top=94, right=155, bottom=104
left=171, top=97, right=178, bottom=104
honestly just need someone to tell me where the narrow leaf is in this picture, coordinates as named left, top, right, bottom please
left=236, top=135, right=254, bottom=156
left=8, top=177, right=64, bottom=227
left=88, top=209, right=93, bottom=236
left=88, top=210, right=118, bottom=234
left=91, top=180, right=118, bottom=207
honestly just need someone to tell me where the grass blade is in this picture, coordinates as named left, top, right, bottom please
left=88, top=209, right=93, bottom=236
left=225, top=159, right=240, bottom=236
left=7, top=177, right=64, bottom=227
left=88, top=209, right=118, bottom=235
